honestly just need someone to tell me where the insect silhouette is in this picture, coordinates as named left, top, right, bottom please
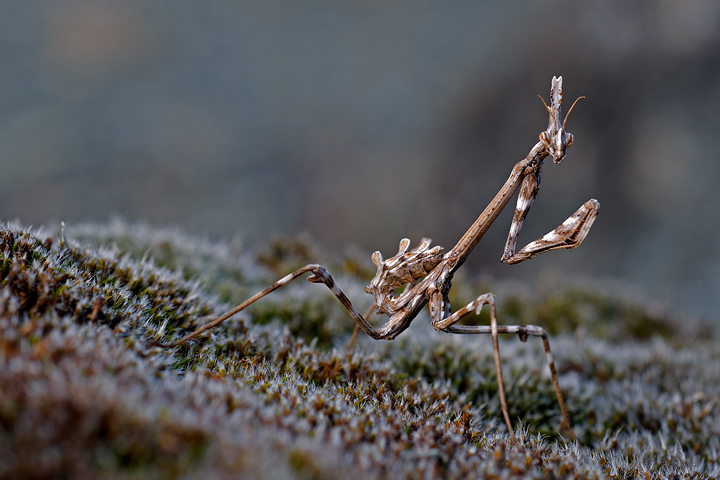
left=154, top=76, right=600, bottom=442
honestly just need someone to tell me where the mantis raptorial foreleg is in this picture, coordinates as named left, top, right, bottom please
left=502, top=198, right=600, bottom=265
left=501, top=167, right=541, bottom=261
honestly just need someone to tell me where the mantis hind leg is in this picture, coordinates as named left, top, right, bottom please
left=151, top=264, right=383, bottom=348
left=347, top=304, right=376, bottom=350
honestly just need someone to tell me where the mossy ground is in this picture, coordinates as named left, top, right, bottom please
left=1, top=220, right=718, bottom=479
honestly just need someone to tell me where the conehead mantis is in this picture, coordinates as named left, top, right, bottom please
left=154, top=76, right=599, bottom=442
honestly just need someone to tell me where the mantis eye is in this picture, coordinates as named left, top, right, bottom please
left=565, top=132, right=574, bottom=146
left=539, top=131, right=550, bottom=145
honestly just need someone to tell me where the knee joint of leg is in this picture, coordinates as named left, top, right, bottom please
left=474, top=294, right=495, bottom=315
left=307, top=266, right=332, bottom=285
left=535, top=326, right=548, bottom=340
left=518, top=326, right=529, bottom=342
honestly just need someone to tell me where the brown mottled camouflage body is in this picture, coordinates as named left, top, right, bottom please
left=153, top=77, right=600, bottom=443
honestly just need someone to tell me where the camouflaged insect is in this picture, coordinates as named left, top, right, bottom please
left=153, top=76, right=600, bottom=443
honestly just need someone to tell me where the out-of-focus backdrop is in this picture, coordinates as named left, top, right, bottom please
left=2, top=1, right=719, bottom=317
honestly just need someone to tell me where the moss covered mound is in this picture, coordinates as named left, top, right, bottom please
left=1, top=221, right=717, bottom=479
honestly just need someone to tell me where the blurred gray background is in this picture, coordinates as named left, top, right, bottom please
left=2, top=1, right=720, bottom=318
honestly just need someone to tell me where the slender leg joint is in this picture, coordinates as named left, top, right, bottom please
left=307, top=265, right=332, bottom=285
left=518, top=326, right=529, bottom=342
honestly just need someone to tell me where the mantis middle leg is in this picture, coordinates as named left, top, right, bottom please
left=428, top=289, right=577, bottom=442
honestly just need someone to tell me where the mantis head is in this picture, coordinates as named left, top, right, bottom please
left=538, top=76, right=583, bottom=164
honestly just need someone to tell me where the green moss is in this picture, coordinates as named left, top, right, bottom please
left=0, top=221, right=717, bottom=479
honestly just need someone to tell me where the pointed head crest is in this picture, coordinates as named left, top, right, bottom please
left=538, top=76, right=584, bottom=163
